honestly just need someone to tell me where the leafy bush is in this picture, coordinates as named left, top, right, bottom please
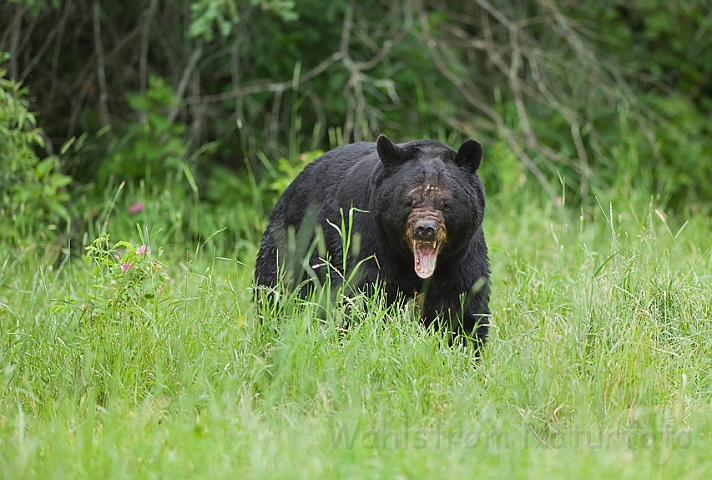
left=3, top=0, right=711, bottom=221
left=0, top=53, right=71, bottom=244
left=84, top=234, right=168, bottom=319
left=193, top=149, right=323, bottom=257
left=98, top=77, right=194, bottom=188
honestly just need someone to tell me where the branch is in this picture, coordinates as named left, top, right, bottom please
left=49, top=0, right=72, bottom=103
left=93, top=0, right=111, bottom=129
left=183, top=51, right=343, bottom=105
left=415, top=0, right=561, bottom=208
left=140, top=0, right=160, bottom=94
left=20, top=4, right=72, bottom=81
left=4, top=6, right=26, bottom=78
left=168, top=38, right=204, bottom=124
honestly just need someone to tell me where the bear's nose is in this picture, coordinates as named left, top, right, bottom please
left=414, top=220, right=438, bottom=241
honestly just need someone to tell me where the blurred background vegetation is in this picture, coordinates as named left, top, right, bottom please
left=1, top=0, right=710, bottom=257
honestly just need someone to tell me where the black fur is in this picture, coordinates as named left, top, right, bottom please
left=255, top=135, right=490, bottom=345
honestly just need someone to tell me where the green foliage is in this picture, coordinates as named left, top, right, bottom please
left=573, top=0, right=712, bottom=100
left=196, top=163, right=272, bottom=253
left=84, top=234, right=168, bottom=315
left=53, top=233, right=172, bottom=401
left=557, top=0, right=712, bottom=208
left=4, top=4, right=712, bottom=473
left=0, top=53, right=71, bottom=243
left=479, top=139, right=527, bottom=198
left=190, top=149, right=322, bottom=257
left=100, top=77, right=190, bottom=187
left=268, top=149, right=322, bottom=196
left=1, top=0, right=711, bottom=257
left=8, top=0, right=58, bottom=15
left=190, top=0, right=241, bottom=40
left=644, top=93, right=712, bottom=208
left=1, top=187, right=712, bottom=476
left=190, top=0, right=297, bottom=40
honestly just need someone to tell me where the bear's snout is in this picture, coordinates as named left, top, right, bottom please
left=406, top=210, right=446, bottom=243
left=413, top=219, right=438, bottom=241
left=404, top=210, right=448, bottom=279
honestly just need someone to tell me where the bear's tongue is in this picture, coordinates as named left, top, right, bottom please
left=413, top=240, right=438, bottom=279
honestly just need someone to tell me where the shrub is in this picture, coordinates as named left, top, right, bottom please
left=0, top=52, right=71, bottom=244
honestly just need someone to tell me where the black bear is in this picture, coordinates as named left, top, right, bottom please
left=254, top=134, right=490, bottom=345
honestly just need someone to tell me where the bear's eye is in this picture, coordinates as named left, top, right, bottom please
left=441, top=201, right=451, bottom=211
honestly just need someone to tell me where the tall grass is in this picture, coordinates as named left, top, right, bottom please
left=1, top=160, right=711, bottom=478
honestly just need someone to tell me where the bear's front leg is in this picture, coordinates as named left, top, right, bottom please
left=421, top=287, right=490, bottom=347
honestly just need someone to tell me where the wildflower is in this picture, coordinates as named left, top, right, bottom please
left=121, top=262, right=132, bottom=272
left=128, top=202, right=145, bottom=215
left=137, top=245, right=151, bottom=256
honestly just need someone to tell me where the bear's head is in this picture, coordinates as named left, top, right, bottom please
left=373, top=135, right=485, bottom=279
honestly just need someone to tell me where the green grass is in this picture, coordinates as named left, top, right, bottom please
left=1, top=185, right=712, bottom=479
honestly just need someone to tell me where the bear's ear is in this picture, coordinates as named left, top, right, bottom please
left=454, top=139, right=483, bottom=172
left=377, top=134, right=404, bottom=168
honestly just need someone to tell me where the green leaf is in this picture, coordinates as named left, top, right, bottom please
left=50, top=173, right=72, bottom=188
left=35, top=157, right=54, bottom=179
left=46, top=200, right=69, bottom=220
left=127, top=93, right=151, bottom=112
left=149, top=113, right=171, bottom=136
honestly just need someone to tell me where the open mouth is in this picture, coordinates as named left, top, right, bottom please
left=412, top=239, right=441, bottom=279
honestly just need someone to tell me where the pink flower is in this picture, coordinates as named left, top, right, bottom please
left=137, top=245, right=151, bottom=256
left=121, top=262, right=132, bottom=272
left=128, top=202, right=145, bottom=215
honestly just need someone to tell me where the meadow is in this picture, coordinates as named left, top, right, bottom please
left=3, top=0, right=712, bottom=476
left=1, top=156, right=711, bottom=479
